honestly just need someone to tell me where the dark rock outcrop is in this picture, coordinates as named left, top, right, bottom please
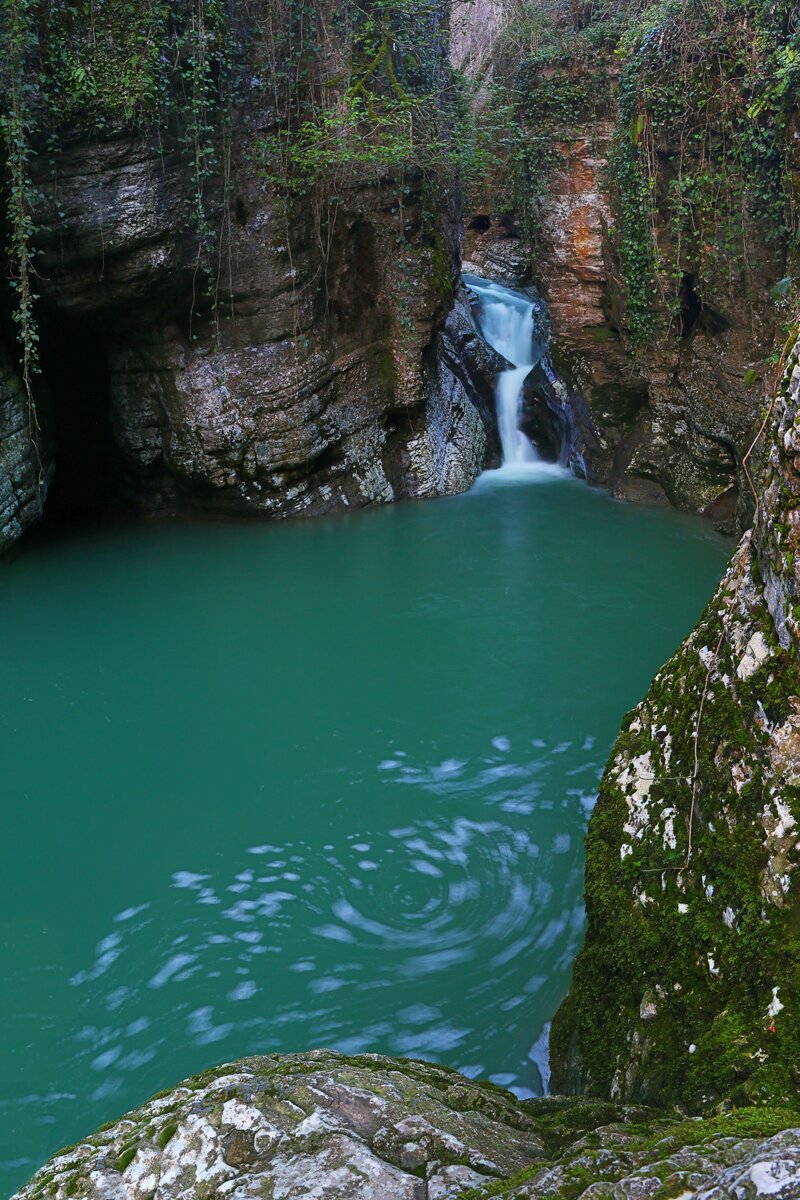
left=436, top=282, right=505, bottom=470
left=0, top=346, right=48, bottom=548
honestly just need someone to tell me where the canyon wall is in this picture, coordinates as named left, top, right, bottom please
left=0, top=0, right=493, bottom=553
left=551, top=326, right=800, bottom=1108
left=461, top=4, right=798, bottom=531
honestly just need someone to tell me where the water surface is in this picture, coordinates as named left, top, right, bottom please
left=1, top=477, right=729, bottom=1192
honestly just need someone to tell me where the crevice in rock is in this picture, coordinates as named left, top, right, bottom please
left=520, top=364, right=569, bottom=463
left=381, top=402, right=423, bottom=491
left=677, top=273, right=730, bottom=339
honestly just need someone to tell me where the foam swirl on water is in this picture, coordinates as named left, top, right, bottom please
left=62, top=739, right=597, bottom=1109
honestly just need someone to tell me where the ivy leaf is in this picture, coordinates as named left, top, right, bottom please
left=770, top=277, right=794, bottom=300
left=629, top=111, right=645, bottom=144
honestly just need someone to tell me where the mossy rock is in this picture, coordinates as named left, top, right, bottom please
left=12, top=1051, right=800, bottom=1199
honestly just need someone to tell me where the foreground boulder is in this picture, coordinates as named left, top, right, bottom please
left=13, top=1050, right=800, bottom=1198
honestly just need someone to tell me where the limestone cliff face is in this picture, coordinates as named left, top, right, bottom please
left=551, top=332, right=800, bottom=1109
left=450, top=0, right=504, bottom=80
left=0, top=3, right=492, bottom=552
left=13, top=1050, right=800, bottom=1198
left=30, top=131, right=482, bottom=521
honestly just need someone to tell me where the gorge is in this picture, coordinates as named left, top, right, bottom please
left=4, top=1, right=800, bottom=1198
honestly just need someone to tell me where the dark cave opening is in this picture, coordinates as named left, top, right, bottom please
left=677, top=273, right=731, bottom=339
left=677, top=273, right=703, bottom=338
left=38, top=313, right=128, bottom=526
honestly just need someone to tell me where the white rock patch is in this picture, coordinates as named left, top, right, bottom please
left=736, top=631, right=772, bottom=680
left=748, top=1158, right=800, bottom=1195
left=768, top=986, right=785, bottom=1018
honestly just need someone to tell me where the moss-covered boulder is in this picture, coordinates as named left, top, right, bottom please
left=551, top=335, right=800, bottom=1109
left=12, top=1051, right=800, bottom=1198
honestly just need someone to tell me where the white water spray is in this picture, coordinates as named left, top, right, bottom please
left=466, top=274, right=566, bottom=482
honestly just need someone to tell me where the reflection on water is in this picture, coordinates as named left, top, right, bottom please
left=0, top=476, right=730, bottom=1193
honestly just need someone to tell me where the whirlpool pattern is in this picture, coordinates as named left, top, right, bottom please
left=64, top=741, right=597, bottom=1118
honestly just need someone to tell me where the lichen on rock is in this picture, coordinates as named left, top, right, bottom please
left=551, top=337, right=800, bottom=1110
left=12, top=1051, right=800, bottom=1199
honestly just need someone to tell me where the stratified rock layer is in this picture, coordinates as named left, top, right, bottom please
left=551, top=335, right=800, bottom=1108
left=12, top=1051, right=800, bottom=1199
left=0, top=3, right=490, bottom=551
left=0, top=348, right=49, bottom=550
left=29, top=128, right=483, bottom=521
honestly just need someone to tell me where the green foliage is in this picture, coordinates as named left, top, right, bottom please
left=253, top=0, right=466, bottom=331
left=40, top=0, right=170, bottom=128
left=606, top=0, right=800, bottom=345
left=460, top=4, right=617, bottom=238
left=31, top=0, right=232, bottom=133
left=1, top=0, right=41, bottom=402
left=0, top=0, right=234, bottom=402
left=476, top=0, right=800, bottom=350
left=171, top=0, right=232, bottom=333
left=261, top=94, right=431, bottom=193
left=0, top=0, right=463, bottom=395
left=257, top=0, right=457, bottom=197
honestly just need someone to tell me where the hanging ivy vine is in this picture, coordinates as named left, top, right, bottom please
left=1, top=0, right=41, bottom=439
left=608, top=0, right=800, bottom=347
left=0, top=0, right=235, bottom=457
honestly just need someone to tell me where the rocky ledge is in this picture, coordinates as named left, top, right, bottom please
left=14, top=1050, right=800, bottom=1199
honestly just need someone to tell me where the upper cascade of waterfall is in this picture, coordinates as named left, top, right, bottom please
left=464, top=273, right=568, bottom=485
left=465, top=276, right=541, bottom=374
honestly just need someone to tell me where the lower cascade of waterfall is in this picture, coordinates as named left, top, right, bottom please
left=464, top=273, right=568, bottom=483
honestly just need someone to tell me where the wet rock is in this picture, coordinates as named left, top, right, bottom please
left=0, top=347, right=50, bottom=555
left=438, top=282, right=505, bottom=466
left=463, top=227, right=532, bottom=287
left=520, top=358, right=601, bottom=470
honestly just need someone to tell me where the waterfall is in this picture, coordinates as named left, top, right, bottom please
left=465, top=274, right=566, bottom=481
